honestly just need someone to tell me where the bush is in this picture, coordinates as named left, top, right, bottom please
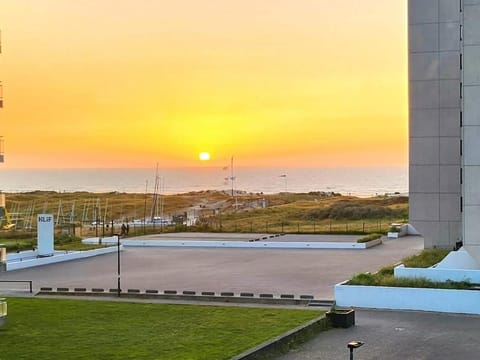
left=303, top=203, right=407, bottom=221
left=357, top=233, right=383, bottom=243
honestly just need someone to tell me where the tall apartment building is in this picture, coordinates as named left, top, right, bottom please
left=409, top=0, right=480, bottom=262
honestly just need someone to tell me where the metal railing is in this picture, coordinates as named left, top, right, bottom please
left=0, top=280, right=33, bottom=293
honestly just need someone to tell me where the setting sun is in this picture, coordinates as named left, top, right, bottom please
left=199, top=152, right=211, bottom=161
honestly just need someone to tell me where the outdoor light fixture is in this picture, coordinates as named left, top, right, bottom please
left=347, top=340, right=364, bottom=360
left=114, top=234, right=121, bottom=297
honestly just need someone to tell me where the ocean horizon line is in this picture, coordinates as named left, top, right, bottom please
left=0, top=167, right=408, bottom=196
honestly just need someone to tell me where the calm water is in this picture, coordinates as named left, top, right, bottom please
left=0, top=167, right=407, bottom=196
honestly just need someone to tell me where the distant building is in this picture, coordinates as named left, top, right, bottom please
left=409, top=0, right=480, bottom=262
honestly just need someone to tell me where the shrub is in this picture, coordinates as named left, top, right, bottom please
left=357, top=233, right=382, bottom=243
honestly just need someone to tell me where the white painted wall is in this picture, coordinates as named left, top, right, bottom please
left=335, top=282, right=480, bottom=314
left=88, top=238, right=381, bottom=250
left=394, top=264, right=480, bottom=283
left=6, top=246, right=121, bottom=271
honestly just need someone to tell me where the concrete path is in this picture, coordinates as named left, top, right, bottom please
left=276, top=309, right=480, bottom=360
left=0, top=235, right=423, bottom=298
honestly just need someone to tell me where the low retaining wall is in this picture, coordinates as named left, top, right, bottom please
left=37, top=288, right=333, bottom=307
left=394, top=265, right=480, bottom=283
left=335, top=281, right=480, bottom=314
left=7, top=246, right=122, bottom=271
left=82, top=236, right=119, bottom=245
left=83, top=238, right=381, bottom=250
left=232, top=315, right=329, bottom=360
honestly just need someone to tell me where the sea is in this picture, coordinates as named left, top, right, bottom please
left=0, top=167, right=407, bottom=196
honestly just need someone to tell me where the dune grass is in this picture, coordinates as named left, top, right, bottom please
left=356, top=233, right=383, bottom=243
left=347, top=249, right=472, bottom=289
left=4, top=192, right=408, bottom=236
left=0, top=297, right=322, bottom=360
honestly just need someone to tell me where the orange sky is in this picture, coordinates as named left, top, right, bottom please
left=0, top=0, right=408, bottom=169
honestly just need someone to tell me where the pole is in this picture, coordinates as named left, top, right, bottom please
left=231, top=157, right=234, bottom=197
left=117, top=234, right=121, bottom=297
left=143, top=180, right=148, bottom=235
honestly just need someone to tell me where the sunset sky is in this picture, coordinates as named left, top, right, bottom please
left=0, top=0, right=408, bottom=169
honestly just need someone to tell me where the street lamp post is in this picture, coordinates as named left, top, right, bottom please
left=114, top=233, right=121, bottom=297
left=347, top=340, right=364, bottom=360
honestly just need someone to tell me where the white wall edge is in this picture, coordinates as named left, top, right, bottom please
left=335, top=282, right=480, bottom=314
left=6, top=246, right=121, bottom=271
left=394, top=264, right=480, bottom=283
left=108, top=239, right=382, bottom=249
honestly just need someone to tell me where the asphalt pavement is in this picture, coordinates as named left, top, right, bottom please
left=277, top=309, right=480, bottom=360
left=0, top=235, right=423, bottom=298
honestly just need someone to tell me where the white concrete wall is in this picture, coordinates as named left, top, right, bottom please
left=409, top=0, right=462, bottom=249
left=335, top=282, right=480, bottom=314
left=96, top=238, right=382, bottom=250
left=6, top=246, right=121, bottom=271
left=394, top=264, right=480, bottom=282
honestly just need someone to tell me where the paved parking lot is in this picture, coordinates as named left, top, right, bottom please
left=0, top=235, right=423, bottom=298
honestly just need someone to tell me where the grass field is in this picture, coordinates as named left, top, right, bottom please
left=0, top=298, right=322, bottom=360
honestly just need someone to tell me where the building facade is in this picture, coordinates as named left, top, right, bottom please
left=409, top=0, right=480, bottom=261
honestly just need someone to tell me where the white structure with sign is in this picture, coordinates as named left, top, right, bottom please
left=37, top=214, right=54, bottom=257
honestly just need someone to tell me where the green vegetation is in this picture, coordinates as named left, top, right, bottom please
left=204, top=195, right=408, bottom=234
left=347, top=249, right=473, bottom=289
left=402, top=248, right=451, bottom=268
left=356, top=233, right=383, bottom=243
left=3, top=191, right=408, bottom=236
left=0, top=298, right=322, bottom=360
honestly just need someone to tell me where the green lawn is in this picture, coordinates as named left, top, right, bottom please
left=0, top=298, right=321, bottom=360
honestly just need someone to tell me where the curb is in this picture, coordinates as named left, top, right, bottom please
left=231, top=315, right=330, bottom=360
left=37, top=288, right=333, bottom=307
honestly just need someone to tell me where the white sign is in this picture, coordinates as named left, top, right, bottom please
left=37, top=214, right=54, bottom=257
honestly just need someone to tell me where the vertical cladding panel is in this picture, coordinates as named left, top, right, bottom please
left=463, top=4, right=480, bottom=44
left=464, top=206, right=480, bottom=246
left=463, top=86, right=480, bottom=125
left=439, top=22, right=461, bottom=51
left=463, top=126, right=480, bottom=165
left=439, top=108, right=460, bottom=136
left=439, top=165, right=461, bottom=193
left=410, top=165, right=440, bottom=193
left=409, top=0, right=439, bottom=24
left=410, top=109, right=439, bottom=136
left=410, top=81, right=440, bottom=109
left=439, top=0, right=460, bottom=22
left=410, top=24, right=439, bottom=52
left=440, top=193, right=461, bottom=221
left=410, top=193, right=440, bottom=221
left=463, top=46, right=480, bottom=84
left=410, top=137, right=440, bottom=165
left=464, top=166, right=480, bottom=205
left=439, top=51, right=460, bottom=79
left=439, top=80, right=461, bottom=107
left=439, top=137, right=461, bottom=164
left=410, top=53, right=440, bottom=80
